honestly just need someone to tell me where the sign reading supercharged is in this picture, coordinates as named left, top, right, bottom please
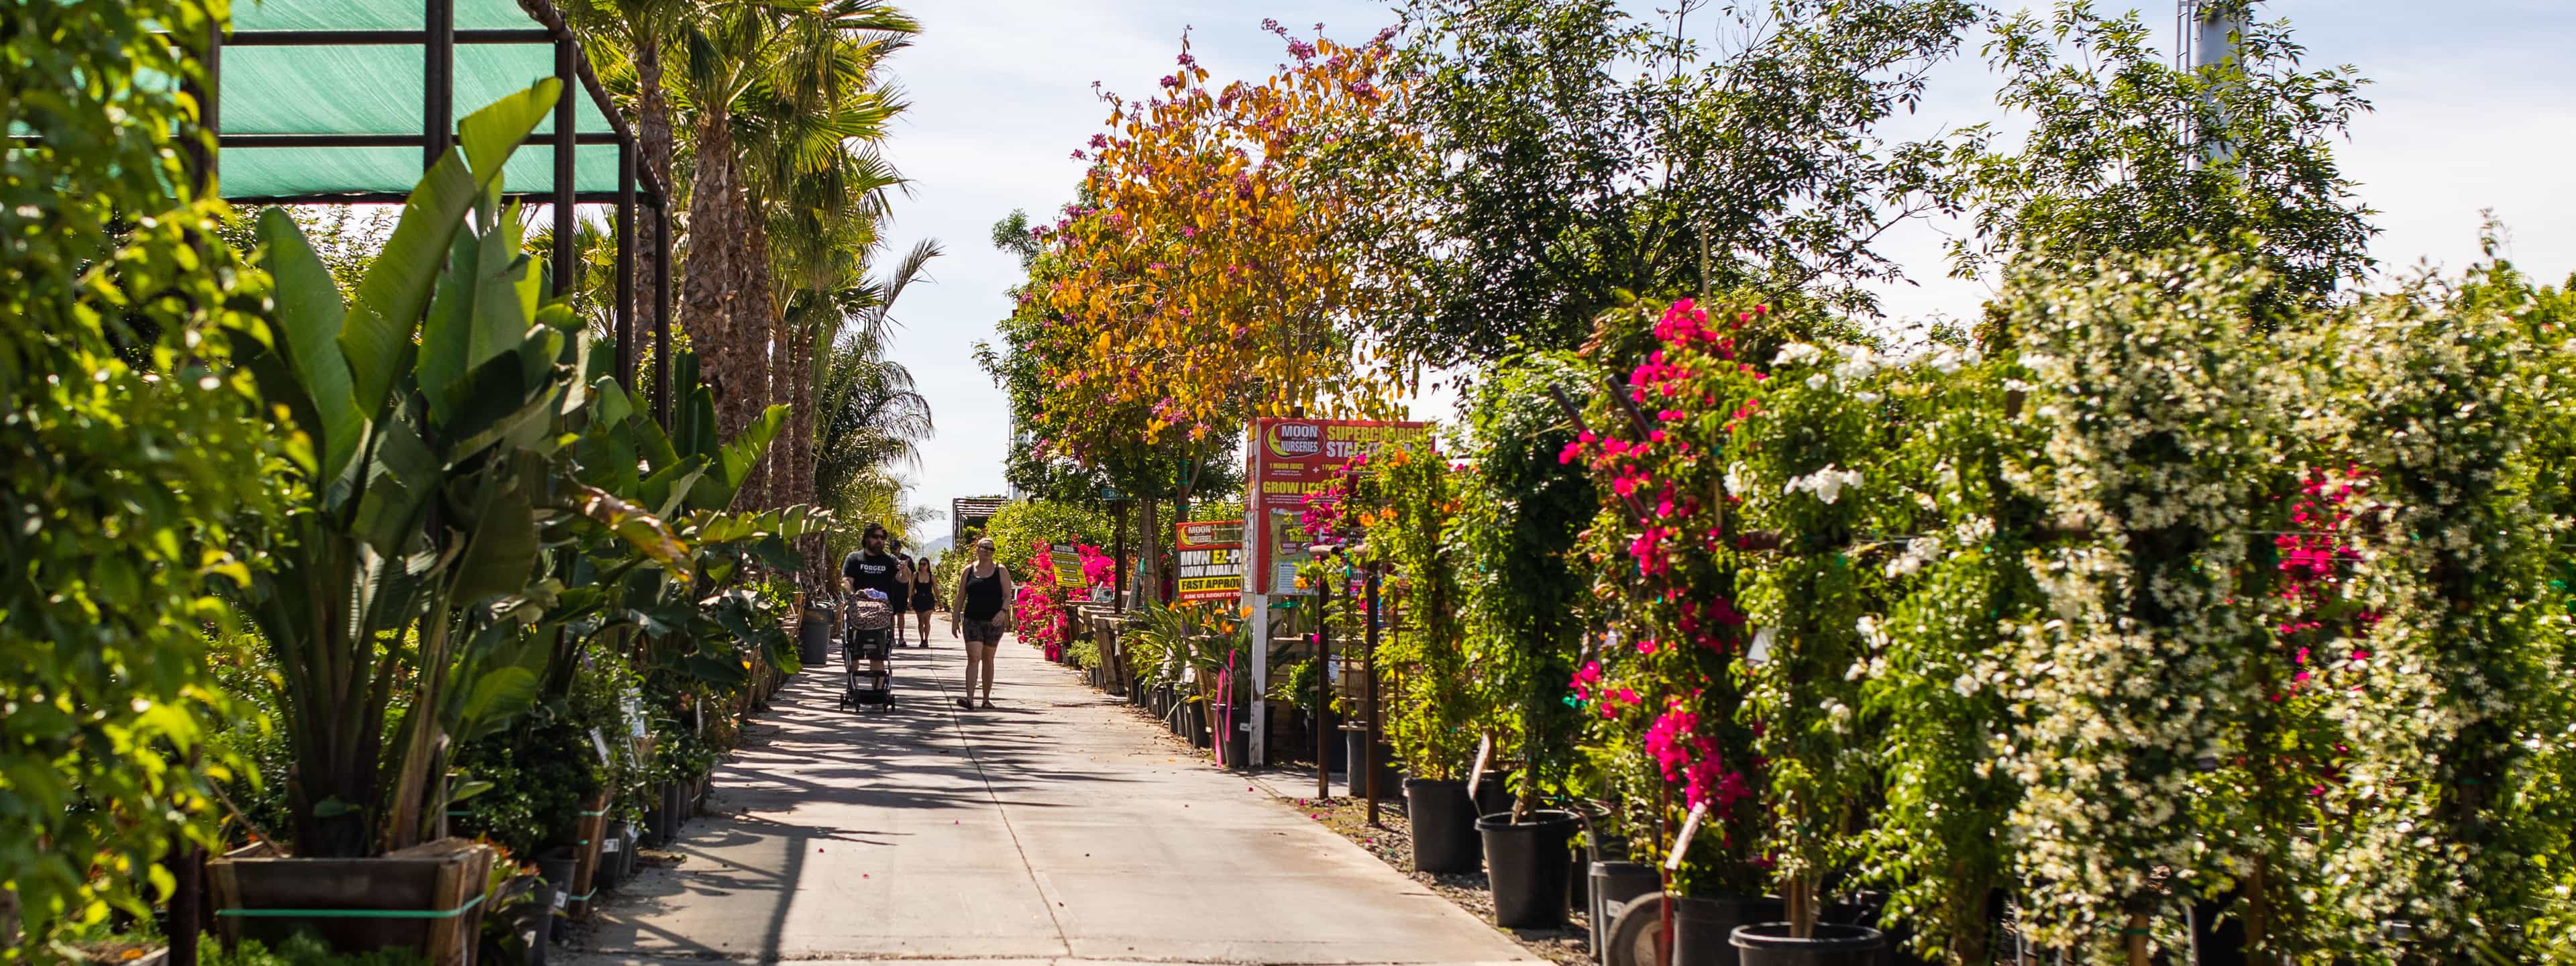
left=1173, top=520, right=1245, bottom=602
left=1247, top=417, right=1433, bottom=595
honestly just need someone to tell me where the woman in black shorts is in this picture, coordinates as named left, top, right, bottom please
left=908, top=553, right=939, bottom=644
left=949, top=538, right=1014, bottom=709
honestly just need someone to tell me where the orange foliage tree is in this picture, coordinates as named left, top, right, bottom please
left=1024, top=23, right=1428, bottom=466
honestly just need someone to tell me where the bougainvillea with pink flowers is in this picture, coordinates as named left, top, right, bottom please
left=1013, top=539, right=1071, bottom=660
left=1565, top=295, right=1774, bottom=897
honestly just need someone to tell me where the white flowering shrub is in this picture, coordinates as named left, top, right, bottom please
left=2286, top=264, right=2576, bottom=963
left=1731, top=333, right=1889, bottom=927
left=1554, top=252, right=2575, bottom=964
left=1992, top=251, right=2296, bottom=959
left=1855, top=354, right=2047, bottom=965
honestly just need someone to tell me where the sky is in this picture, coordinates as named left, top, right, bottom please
left=869, top=0, right=2576, bottom=540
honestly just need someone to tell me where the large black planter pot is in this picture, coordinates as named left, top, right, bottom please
left=1222, top=714, right=1253, bottom=769
left=1342, top=729, right=1399, bottom=798
left=515, top=880, right=557, bottom=965
left=1477, top=809, right=1578, bottom=929
left=1589, top=861, right=1662, bottom=965
left=1729, top=923, right=1884, bottom=966
left=1672, top=896, right=1784, bottom=966
left=613, top=820, right=641, bottom=885
left=535, top=849, right=576, bottom=901
left=478, top=875, right=549, bottom=966
left=798, top=608, right=832, bottom=667
left=1188, top=702, right=1212, bottom=749
left=1474, top=772, right=1513, bottom=818
left=662, top=782, right=690, bottom=834
left=641, top=803, right=669, bottom=848
left=1403, top=778, right=1481, bottom=874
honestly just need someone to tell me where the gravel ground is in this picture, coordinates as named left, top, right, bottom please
left=1282, top=794, right=1594, bottom=966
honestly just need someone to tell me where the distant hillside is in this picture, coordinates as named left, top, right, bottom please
left=908, top=533, right=955, bottom=560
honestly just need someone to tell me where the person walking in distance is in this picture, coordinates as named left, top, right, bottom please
left=950, top=537, right=1014, bottom=710
left=908, top=553, right=940, bottom=645
left=888, top=547, right=914, bottom=647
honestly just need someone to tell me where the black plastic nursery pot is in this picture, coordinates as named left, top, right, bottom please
left=516, top=879, right=557, bottom=965
left=1189, top=702, right=1213, bottom=749
left=1341, top=728, right=1399, bottom=798
left=1222, top=714, right=1253, bottom=769
left=481, top=876, right=554, bottom=966
left=663, top=782, right=690, bottom=828
left=1728, top=923, right=1884, bottom=966
left=1474, top=772, right=1513, bottom=819
left=1672, top=896, right=1784, bottom=966
left=1589, top=861, right=1662, bottom=965
left=535, top=849, right=577, bottom=901
left=1404, top=778, right=1482, bottom=874
left=601, top=821, right=635, bottom=887
left=1477, top=809, right=1579, bottom=929
left=645, top=791, right=676, bottom=847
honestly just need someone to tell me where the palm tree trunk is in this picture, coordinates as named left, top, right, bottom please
left=739, top=197, right=776, bottom=511
left=635, top=36, right=674, bottom=390
left=682, top=111, right=735, bottom=437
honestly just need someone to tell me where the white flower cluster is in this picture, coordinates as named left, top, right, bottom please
left=1882, top=534, right=1941, bottom=578
left=1784, top=464, right=1864, bottom=504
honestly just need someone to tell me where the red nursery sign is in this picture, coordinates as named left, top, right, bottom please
left=1246, top=417, right=1432, bottom=596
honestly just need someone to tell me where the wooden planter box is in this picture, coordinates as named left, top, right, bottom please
left=566, top=793, right=610, bottom=920
left=209, top=839, right=493, bottom=966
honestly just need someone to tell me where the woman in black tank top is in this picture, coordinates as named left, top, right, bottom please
left=908, top=554, right=939, bottom=643
left=949, top=538, right=1016, bottom=709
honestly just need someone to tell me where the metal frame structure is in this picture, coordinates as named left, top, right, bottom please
left=188, top=0, right=672, bottom=419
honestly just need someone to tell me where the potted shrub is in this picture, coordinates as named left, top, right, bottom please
left=1455, top=352, right=1598, bottom=929
left=213, top=85, right=572, bottom=965
left=1724, top=312, right=1898, bottom=963
left=1565, top=299, right=1787, bottom=963
left=1348, top=443, right=1481, bottom=857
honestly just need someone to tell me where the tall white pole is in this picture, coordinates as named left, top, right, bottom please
left=2185, top=1, right=2249, bottom=166
left=1245, top=427, right=1270, bottom=767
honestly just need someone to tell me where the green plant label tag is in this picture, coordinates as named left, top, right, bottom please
left=590, top=729, right=612, bottom=765
left=1666, top=801, right=1709, bottom=871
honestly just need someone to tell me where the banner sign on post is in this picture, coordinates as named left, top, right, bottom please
left=1174, top=520, right=1246, bottom=602
left=1051, top=543, right=1084, bottom=590
left=1247, top=417, right=1434, bottom=596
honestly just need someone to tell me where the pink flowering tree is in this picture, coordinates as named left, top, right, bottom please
left=1566, top=296, right=1775, bottom=898
left=1012, top=539, right=1071, bottom=659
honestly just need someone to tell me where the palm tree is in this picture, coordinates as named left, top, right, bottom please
left=677, top=1, right=918, bottom=512
left=792, top=237, right=938, bottom=584
left=558, top=0, right=694, bottom=386
left=739, top=25, right=910, bottom=517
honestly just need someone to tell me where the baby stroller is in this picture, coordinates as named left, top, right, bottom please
left=839, top=595, right=896, bottom=712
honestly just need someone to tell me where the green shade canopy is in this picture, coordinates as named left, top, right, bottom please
left=217, top=0, right=641, bottom=202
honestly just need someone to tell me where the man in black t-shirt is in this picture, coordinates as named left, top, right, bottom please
left=841, top=523, right=912, bottom=611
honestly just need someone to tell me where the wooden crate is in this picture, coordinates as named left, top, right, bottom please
left=208, top=838, right=492, bottom=966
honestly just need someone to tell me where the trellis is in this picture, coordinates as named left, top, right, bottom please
left=186, top=0, right=672, bottom=419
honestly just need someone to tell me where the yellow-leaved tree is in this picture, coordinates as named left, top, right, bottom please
left=1029, top=23, right=1427, bottom=462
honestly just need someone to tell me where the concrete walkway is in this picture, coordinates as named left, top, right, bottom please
left=574, top=630, right=1530, bottom=966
